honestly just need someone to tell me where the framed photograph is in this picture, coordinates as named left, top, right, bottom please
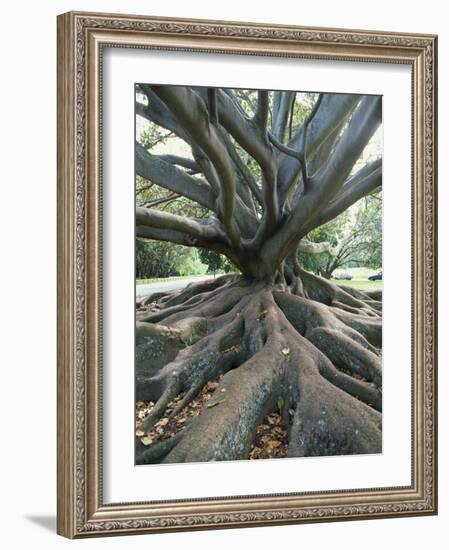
left=57, top=11, right=438, bottom=538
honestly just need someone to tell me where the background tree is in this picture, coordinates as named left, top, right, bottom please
left=298, top=193, right=382, bottom=278
left=135, top=86, right=383, bottom=464
left=198, top=249, right=238, bottom=277
left=136, top=239, right=206, bottom=279
left=135, top=124, right=210, bottom=279
left=136, top=239, right=187, bottom=279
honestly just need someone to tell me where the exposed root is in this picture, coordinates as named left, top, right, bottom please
left=162, top=274, right=237, bottom=308
left=138, top=290, right=171, bottom=308
left=140, top=374, right=180, bottom=432
left=365, top=289, right=383, bottom=301
left=135, top=271, right=383, bottom=464
left=137, top=275, right=244, bottom=324
left=316, top=352, right=382, bottom=411
left=136, top=428, right=189, bottom=464
left=299, top=268, right=381, bottom=317
left=136, top=378, right=223, bottom=462
left=287, top=372, right=381, bottom=457
left=307, top=327, right=381, bottom=387
left=332, top=309, right=382, bottom=349
left=163, top=339, right=287, bottom=463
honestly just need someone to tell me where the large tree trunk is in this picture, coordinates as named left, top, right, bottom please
left=135, top=266, right=382, bottom=464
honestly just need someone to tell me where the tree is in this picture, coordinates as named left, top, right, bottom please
left=198, top=249, right=238, bottom=277
left=135, top=86, right=383, bottom=464
left=298, top=193, right=382, bottom=278
left=136, top=238, right=193, bottom=279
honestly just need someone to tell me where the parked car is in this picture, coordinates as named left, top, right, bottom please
left=332, top=272, right=353, bottom=280
left=368, top=271, right=383, bottom=281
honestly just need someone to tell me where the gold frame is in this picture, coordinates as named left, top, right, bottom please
left=57, top=11, right=438, bottom=538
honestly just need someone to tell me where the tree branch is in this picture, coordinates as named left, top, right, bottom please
left=268, top=132, right=303, bottom=163
left=300, top=94, right=323, bottom=191
left=253, top=90, right=269, bottom=132
left=312, top=159, right=382, bottom=229
left=151, top=85, right=241, bottom=250
left=272, top=91, right=296, bottom=141
left=297, top=238, right=341, bottom=256
left=208, top=88, right=219, bottom=125
left=217, top=127, right=260, bottom=215
left=143, top=193, right=179, bottom=209
left=136, top=225, right=230, bottom=255
left=136, top=207, right=224, bottom=242
left=136, top=87, right=191, bottom=143
left=307, top=96, right=381, bottom=204
left=277, top=94, right=362, bottom=203
left=268, top=131, right=306, bottom=189
left=214, top=89, right=271, bottom=169
left=261, top=96, right=381, bottom=270
left=156, top=154, right=200, bottom=173
left=215, top=89, right=280, bottom=236
left=136, top=143, right=216, bottom=212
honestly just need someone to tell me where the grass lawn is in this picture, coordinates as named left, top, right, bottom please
left=344, top=267, right=380, bottom=278
left=331, top=278, right=382, bottom=291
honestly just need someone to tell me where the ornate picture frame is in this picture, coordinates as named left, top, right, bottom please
left=57, top=11, right=437, bottom=538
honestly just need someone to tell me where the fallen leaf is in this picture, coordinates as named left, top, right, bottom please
left=281, top=347, right=290, bottom=355
left=267, top=414, right=281, bottom=425
left=140, top=436, right=153, bottom=446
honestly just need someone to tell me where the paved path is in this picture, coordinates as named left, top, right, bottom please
left=136, top=275, right=376, bottom=298
left=136, top=275, right=213, bottom=298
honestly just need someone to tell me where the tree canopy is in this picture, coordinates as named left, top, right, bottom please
left=135, top=86, right=381, bottom=280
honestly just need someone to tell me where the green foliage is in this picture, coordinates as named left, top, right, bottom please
left=136, top=239, right=193, bottom=279
left=223, top=260, right=239, bottom=274
left=198, top=249, right=238, bottom=276
left=352, top=194, right=382, bottom=267
left=177, top=252, right=208, bottom=277
left=136, top=175, right=208, bottom=218
left=139, top=126, right=172, bottom=150
left=298, top=193, right=382, bottom=278
left=289, top=93, right=318, bottom=139
left=198, top=249, right=222, bottom=276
